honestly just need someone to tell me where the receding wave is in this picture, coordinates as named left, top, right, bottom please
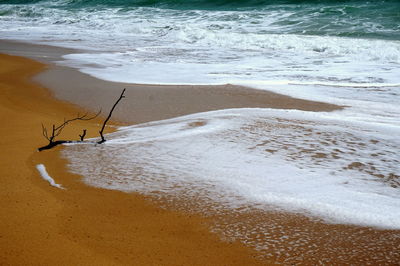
left=63, top=108, right=400, bottom=229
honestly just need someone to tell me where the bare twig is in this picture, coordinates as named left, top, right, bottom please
left=98, top=88, right=126, bottom=144
left=79, top=129, right=87, bottom=141
left=41, top=123, right=49, bottom=141
left=51, top=111, right=101, bottom=140
left=39, top=110, right=101, bottom=151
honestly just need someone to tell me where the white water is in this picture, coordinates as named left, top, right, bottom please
left=1, top=4, right=399, bottom=129
left=63, top=108, right=400, bottom=229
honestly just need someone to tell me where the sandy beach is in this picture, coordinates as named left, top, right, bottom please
left=0, top=53, right=270, bottom=265
left=1, top=0, right=400, bottom=263
left=1, top=41, right=400, bottom=265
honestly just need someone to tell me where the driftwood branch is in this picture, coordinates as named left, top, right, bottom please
left=38, top=110, right=101, bottom=151
left=38, top=140, right=72, bottom=152
left=79, top=129, right=87, bottom=141
left=38, top=89, right=126, bottom=151
left=98, top=88, right=126, bottom=144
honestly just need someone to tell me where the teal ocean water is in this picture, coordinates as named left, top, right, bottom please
left=1, top=0, right=400, bottom=39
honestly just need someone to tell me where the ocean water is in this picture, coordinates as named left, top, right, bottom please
left=2, top=0, right=400, bottom=235
left=1, top=0, right=399, bottom=125
left=64, top=108, right=400, bottom=228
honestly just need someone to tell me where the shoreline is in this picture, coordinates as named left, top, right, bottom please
left=1, top=40, right=399, bottom=265
left=0, top=53, right=269, bottom=265
left=0, top=39, right=341, bottom=125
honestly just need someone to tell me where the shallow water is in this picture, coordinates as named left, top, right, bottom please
left=63, top=108, right=400, bottom=229
left=63, top=108, right=400, bottom=263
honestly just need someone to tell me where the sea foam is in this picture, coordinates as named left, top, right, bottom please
left=36, top=164, right=65, bottom=189
left=63, top=108, right=400, bottom=229
left=1, top=1, right=399, bottom=131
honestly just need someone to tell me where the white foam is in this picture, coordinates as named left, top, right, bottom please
left=36, top=164, right=65, bottom=190
left=63, top=108, right=400, bottom=229
left=1, top=3, right=399, bottom=131
left=55, top=33, right=400, bottom=132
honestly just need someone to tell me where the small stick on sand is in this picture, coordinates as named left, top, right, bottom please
left=98, top=88, right=126, bottom=144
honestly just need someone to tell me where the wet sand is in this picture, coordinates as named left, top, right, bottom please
left=0, top=40, right=340, bottom=125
